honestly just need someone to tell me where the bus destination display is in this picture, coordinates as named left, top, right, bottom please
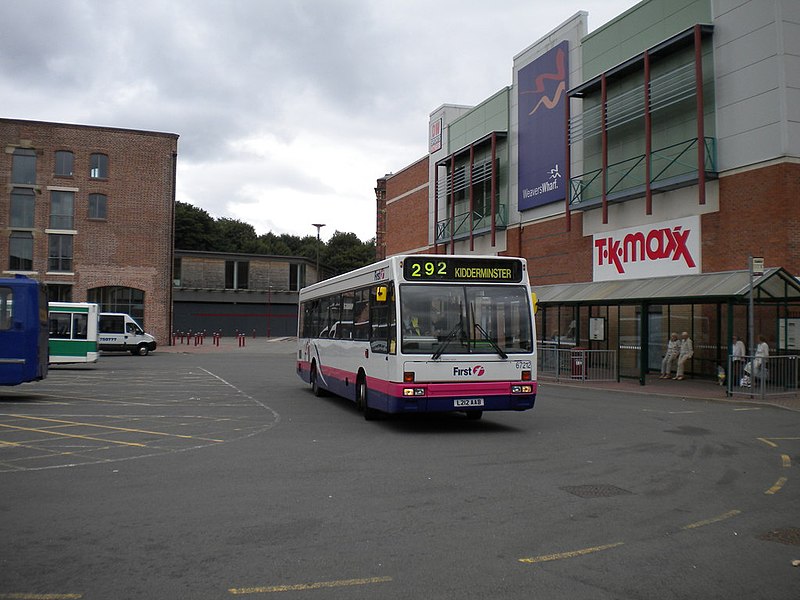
left=403, top=257, right=523, bottom=283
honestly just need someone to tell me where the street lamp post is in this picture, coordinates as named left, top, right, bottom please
left=312, top=223, right=325, bottom=282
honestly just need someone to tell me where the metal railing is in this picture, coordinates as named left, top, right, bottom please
left=569, top=136, right=717, bottom=206
left=727, top=354, right=800, bottom=399
left=436, top=204, right=508, bottom=243
left=537, top=344, right=618, bottom=383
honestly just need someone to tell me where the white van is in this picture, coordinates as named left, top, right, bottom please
left=98, top=313, right=157, bottom=356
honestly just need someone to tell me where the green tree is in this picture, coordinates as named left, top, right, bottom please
left=256, top=231, right=293, bottom=255
left=174, top=201, right=216, bottom=250
left=214, top=218, right=258, bottom=253
left=323, top=231, right=376, bottom=275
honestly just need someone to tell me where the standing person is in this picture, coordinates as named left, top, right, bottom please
left=674, top=331, right=694, bottom=380
left=754, top=334, right=769, bottom=380
left=732, top=335, right=746, bottom=385
left=660, top=332, right=680, bottom=379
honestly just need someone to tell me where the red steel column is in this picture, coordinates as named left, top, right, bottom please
left=433, top=162, right=440, bottom=253
left=601, top=73, right=608, bottom=224
left=565, top=93, right=572, bottom=232
left=695, top=24, right=706, bottom=205
left=490, top=132, right=497, bottom=247
left=469, top=144, right=475, bottom=251
left=449, top=155, right=455, bottom=254
left=644, top=50, right=653, bottom=215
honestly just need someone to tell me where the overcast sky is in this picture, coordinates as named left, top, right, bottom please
left=1, top=0, right=639, bottom=242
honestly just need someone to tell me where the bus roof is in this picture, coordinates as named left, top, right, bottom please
left=299, top=254, right=528, bottom=300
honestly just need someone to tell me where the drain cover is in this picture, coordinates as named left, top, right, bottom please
left=757, top=528, right=800, bottom=546
left=561, top=484, right=633, bottom=498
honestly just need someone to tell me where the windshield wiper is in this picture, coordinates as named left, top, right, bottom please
left=432, top=309, right=465, bottom=360
left=469, top=302, right=507, bottom=359
left=474, top=322, right=508, bottom=359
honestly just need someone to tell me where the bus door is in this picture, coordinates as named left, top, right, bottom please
left=367, top=283, right=395, bottom=400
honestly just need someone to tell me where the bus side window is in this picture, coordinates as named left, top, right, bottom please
left=339, top=291, right=355, bottom=340
left=0, top=287, right=12, bottom=330
left=353, top=288, right=370, bottom=341
left=49, top=313, right=71, bottom=339
left=370, top=283, right=395, bottom=354
left=73, top=314, right=87, bottom=340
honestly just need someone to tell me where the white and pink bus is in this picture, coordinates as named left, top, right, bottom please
left=297, top=254, right=537, bottom=420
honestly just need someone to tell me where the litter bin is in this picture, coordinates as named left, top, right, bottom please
left=571, top=348, right=586, bottom=379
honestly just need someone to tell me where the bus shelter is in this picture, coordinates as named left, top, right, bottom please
left=534, top=267, right=800, bottom=385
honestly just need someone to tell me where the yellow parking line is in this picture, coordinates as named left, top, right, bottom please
left=0, top=593, right=82, bottom=599
left=781, top=454, right=791, bottom=468
left=765, top=477, right=788, bottom=495
left=681, top=510, right=741, bottom=530
left=229, top=576, right=393, bottom=594
left=757, top=436, right=800, bottom=448
left=519, top=542, right=624, bottom=564
left=8, top=415, right=224, bottom=443
left=0, top=423, right=145, bottom=448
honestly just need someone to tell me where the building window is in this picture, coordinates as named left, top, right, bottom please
left=89, top=153, right=108, bottom=179
left=9, top=232, right=34, bottom=271
left=55, top=151, right=74, bottom=177
left=225, top=260, right=249, bottom=290
left=290, top=263, right=306, bottom=291
left=11, top=148, right=36, bottom=184
left=88, top=193, right=107, bottom=220
left=49, top=191, right=74, bottom=229
left=47, top=284, right=73, bottom=303
left=88, top=286, right=145, bottom=326
left=173, top=257, right=182, bottom=287
left=48, top=234, right=73, bottom=272
left=10, top=188, right=35, bottom=228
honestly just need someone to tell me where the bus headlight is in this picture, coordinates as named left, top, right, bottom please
left=403, top=387, right=426, bottom=396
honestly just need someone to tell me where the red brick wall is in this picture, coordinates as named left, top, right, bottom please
left=511, top=213, right=594, bottom=285
left=385, top=157, right=432, bottom=256
left=703, top=162, right=800, bottom=273
left=0, top=119, right=177, bottom=342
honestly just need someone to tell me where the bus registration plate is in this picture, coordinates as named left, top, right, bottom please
left=454, top=398, right=484, bottom=407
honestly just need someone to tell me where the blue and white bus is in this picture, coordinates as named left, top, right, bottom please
left=297, top=255, right=537, bottom=420
left=0, top=275, right=48, bottom=385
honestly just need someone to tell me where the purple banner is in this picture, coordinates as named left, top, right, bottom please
left=518, top=41, right=568, bottom=211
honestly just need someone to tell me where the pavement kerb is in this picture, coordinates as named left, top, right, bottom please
left=157, top=337, right=800, bottom=412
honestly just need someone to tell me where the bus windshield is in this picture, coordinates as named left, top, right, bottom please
left=400, top=284, right=532, bottom=356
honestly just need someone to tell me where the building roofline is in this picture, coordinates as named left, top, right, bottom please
left=174, top=249, right=316, bottom=264
left=0, top=117, right=179, bottom=140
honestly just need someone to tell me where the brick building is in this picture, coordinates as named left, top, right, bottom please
left=1, top=118, right=178, bottom=343
left=378, top=0, right=800, bottom=382
left=173, top=250, right=317, bottom=337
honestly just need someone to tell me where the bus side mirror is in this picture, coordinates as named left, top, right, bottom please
left=376, top=286, right=388, bottom=302
left=531, top=291, right=538, bottom=315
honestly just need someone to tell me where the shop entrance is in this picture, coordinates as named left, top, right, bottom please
left=535, top=268, right=800, bottom=385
